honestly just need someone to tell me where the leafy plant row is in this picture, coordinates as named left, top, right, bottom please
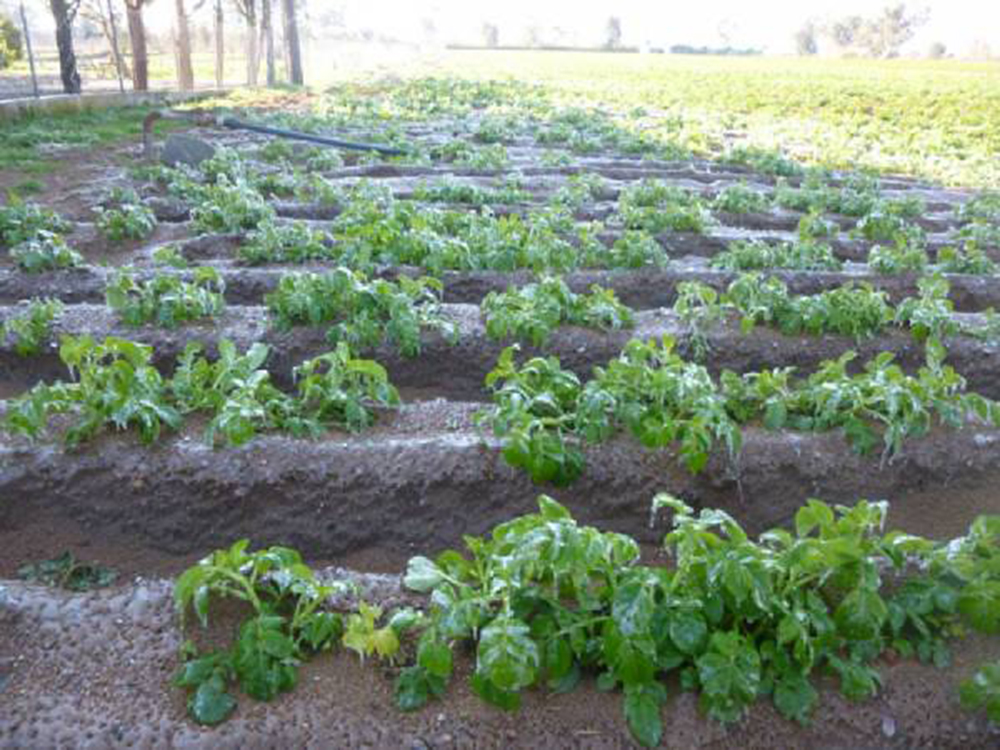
left=4, top=335, right=398, bottom=448
left=673, top=272, right=994, bottom=360
left=481, top=336, right=998, bottom=486
left=174, top=493, right=1000, bottom=745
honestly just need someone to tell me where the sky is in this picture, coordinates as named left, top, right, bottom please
left=12, top=0, right=1000, bottom=56
left=293, top=0, right=1000, bottom=54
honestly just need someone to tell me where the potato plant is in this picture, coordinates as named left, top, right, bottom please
left=482, top=276, right=634, bottom=347
left=1, top=298, right=63, bottom=356
left=397, top=494, right=1000, bottom=746
left=105, top=268, right=225, bottom=328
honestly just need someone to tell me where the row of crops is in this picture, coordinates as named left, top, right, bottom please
left=2, top=79, right=1000, bottom=745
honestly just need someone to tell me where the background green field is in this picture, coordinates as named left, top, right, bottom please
left=411, top=52, right=1000, bottom=189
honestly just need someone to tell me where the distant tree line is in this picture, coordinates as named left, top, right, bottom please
left=38, top=0, right=304, bottom=94
left=795, top=3, right=929, bottom=58
left=0, top=10, right=23, bottom=69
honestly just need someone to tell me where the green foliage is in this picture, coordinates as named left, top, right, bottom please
left=397, top=494, right=1000, bottom=745
left=171, top=339, right=400, bottom=446
left=854, top=210, right=925, bottom=244
left=619, top=180, right=713, bottom=234
left=9, top=233, right=83, bottom=273
left=723, top=345, right=998, bottom=463
left=152, top=244, right=190, bottom=268
left=958, top=221, right=1000, bottom=249
left=721, top=145, right=804, bottom=176
left=105, top=268, right=225, bottom=328
left=894, top=275, right=959, bottom=342
left=726, top=274, right=892, bottom=340
left=482, top=276, right=634, bottom=347
left=957, top=193, right=1000, bottom=223
left=342, top=602, right=400, bottom=662
left=266, top=268, right=452, bottom=357
left=430, top=141, right=509, bottom=169
left=191, top=178, right=276, bottom=234
left=673, top=281, right=727, bottom=361
left=413, top=177, right=529, bottom=206
left=712, top=183, right=771, bottom=214
left=96, top=200, right=157, bottom=242
left=170, top=339, right=293, bottom=446
left=482, top=337, right=740, bottom=485
left=483, top=336, right=998, bottom=484
left=604, top=230, right=669, bottom=268
left=868, top=238, right=929, bottom=274
left=4, top=333, right=398, bottom=448
left=774, top=173, right=881, bottom=217
left=238, top=221, right=335, bottom=265
left=4, top=336, right=181, bottom=447
left=174, top=540, right=350, bottom=724
left=0, top=200, right=71, bottom=248
left=1, top=298, right=63, bottom=355
left=17, top=551, right=116, bottom=591
left=960, top=662, right=1000, bottom=723
left=711, top=239, right=843, bottom=271
left=0, top=13, right=23, bottom=69
left=935, top=244, right=997, bottom=275
left=797, top=210, right=838, bottom=239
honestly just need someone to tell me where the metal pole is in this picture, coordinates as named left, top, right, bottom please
left=18, top=2, right=39, bottom=99
left=107, top=0, right=126, bottom=93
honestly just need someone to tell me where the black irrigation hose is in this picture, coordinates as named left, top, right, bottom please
left=219, top=116, right=407, bottom=156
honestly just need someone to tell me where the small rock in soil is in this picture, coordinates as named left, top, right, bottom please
left=161, top=135, right=216, bottom=168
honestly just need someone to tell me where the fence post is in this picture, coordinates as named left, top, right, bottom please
left=19, top=1, right=40, bottom=98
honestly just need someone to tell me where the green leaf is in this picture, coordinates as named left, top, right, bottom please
left=958, top=581, right=1000, bottom=634
left=835, top=588, right=888, bottom=641
left=189, top=675, right=237, bottom=725
left=395, top=665, right=446, bottom=712
left=418, top=637, right=454, bottom=679
left=623, top=683, right=666, bottom=748
left=773, top=672, right=817, bottom=725
left=404, top=556, right=448, bottom=592
left=470, top=672, right=521, bottom=711
left=669, top=611, right=708, bottom=655
left=476, top=616, right=539, bottom=693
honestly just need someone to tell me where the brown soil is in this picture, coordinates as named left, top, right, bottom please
left=2, top=109, right=999, bottom=748
left=5, top=263, right=1000, bottom=313
left=4, top=408, right=1000, bottom=559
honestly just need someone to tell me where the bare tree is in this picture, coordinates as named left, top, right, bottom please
left=281, top=0, right=302, bottom=85
left=482, top=22, right=498, bottom=48
left=123, top=0, right=151, bottom=91
left=261, top=0, right=273, bottom=86
left=174, top=0, right=193, bottom=89
left=794, top=20, right=818, bottom=56
left=927, top=41, right=946, bottom=59
left=213, top=0, right=223, bottom=87
left=80, top=0, right=130, bottom=80
left=823, top=4, right=928, bottom=58
left=48, top=0, right=82, bottom=93
left=604, top=16, right=621, bottom=50
left=862, top=3, right=928, bottom=58
left=232, top=0, right=259, bottom=86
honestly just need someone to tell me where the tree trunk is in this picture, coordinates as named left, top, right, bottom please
left=281, top=0, right=302, bottom=85
left=125, top=2, right=148, bottom=91
left=262, top=0, right=274, bottom=86
left=106, top=0, right=128, bottom=89
left=49, top=0, right=82, bottom=94
left=174, top=0, right=194, bottom=90
left=214, top=0, right=223, bottom=88
left=245, top=8, right=259, bottom=85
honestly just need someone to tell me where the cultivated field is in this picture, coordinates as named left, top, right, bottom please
left=2, top=57, right=1000, bottom=747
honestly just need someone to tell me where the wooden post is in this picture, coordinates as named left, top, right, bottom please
left=19, top=2, right=39, bottom=98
